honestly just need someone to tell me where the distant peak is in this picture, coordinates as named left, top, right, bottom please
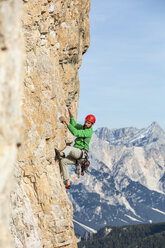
left=150, top=121, right=159, bottom=127
left=148, top=121, right=162, bottom=131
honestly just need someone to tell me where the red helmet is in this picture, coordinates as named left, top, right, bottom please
left=85, top=114, right=96, bottom=124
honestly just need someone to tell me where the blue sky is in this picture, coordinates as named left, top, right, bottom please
left=78, top=0, right=165, bottom=131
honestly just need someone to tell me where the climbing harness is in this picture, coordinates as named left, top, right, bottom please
left=75, top=149, right=90, bottom=177
left=75, top=133, right=90, bottom=178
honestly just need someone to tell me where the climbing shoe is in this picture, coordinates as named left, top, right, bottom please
left=55, top=148, right=62, bottom=160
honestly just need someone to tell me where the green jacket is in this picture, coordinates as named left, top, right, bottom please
left=67, top=117, right=93, bottom=151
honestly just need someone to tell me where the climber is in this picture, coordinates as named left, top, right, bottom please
left=55, top=107, right=96, bottom=189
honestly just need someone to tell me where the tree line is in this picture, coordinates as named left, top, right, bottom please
left=78, top=222, right=165, bottom=248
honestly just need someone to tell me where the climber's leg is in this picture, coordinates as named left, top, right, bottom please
left=62, top=146, right=82, bottom=160
left=60, top=156, right=76, bottom=186
left=57, top=146, right=83, bottom=188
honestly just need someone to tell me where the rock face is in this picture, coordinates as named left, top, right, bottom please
left=0, top=0, right=24, bottom=247
left=69, top=122, right=165, bottom=236
left=1, top=0, right=91, bottom=247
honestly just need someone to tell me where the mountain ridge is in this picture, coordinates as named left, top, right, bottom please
left=69, top=122, right=165, bottom=236
left=95, top=121, right=165, bottom=147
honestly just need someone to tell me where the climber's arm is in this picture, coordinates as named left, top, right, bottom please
left=67, top=124, right=93, bottom=138
left=68, top=107, right=82, bottom=128
left=70, top=117, right=82, bottom=128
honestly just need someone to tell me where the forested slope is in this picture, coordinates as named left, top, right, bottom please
left=78, top=222, right=165, bottom=248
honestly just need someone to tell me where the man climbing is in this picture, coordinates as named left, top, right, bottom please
left=55, top=107, right=96, bottom=189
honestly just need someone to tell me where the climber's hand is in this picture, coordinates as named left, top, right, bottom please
left=59, top=116, right=66, bottom=123
left=59, top=116, right=69, bottom=126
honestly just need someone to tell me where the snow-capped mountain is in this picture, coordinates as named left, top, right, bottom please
left=68, top=122, right=165, bottom=236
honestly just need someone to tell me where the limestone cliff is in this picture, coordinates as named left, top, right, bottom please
left=0, top=0, right=91, bottom=247
left=9, top=0, right=91, bottom=248
left=0, top=0, right=24, bottom=247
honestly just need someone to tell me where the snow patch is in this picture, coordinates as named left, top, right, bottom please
left=118, top=196, right=141, bottom=219
left=104, top=227, right=112, bottom=236
left=73, top=219, right=97, bottom=234
left=95, top=206, right=101, bottom=215
left=152, top=208, right=165, bottom=215
left=119, top=218, right=129, bottom=224
left=125, top=214, right=142, bottom=223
